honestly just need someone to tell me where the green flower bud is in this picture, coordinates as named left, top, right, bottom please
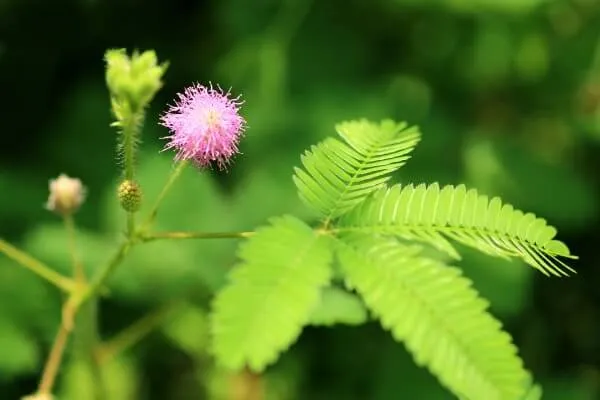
left=104, top=48, right=167, bottom=114
left=104, top=49, right=131, bottom=98
left=118, top=180, right=142, bottom=212
left=131, top=50, right=158, bottom=77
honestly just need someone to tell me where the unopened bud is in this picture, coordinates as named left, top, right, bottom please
left=46, top=174, right=86, bottom=216
left=118, top=180, right=142, bottom=212
left=104, top=48, right=167, bottom=112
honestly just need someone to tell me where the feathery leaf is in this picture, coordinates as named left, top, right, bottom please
left=520, top=384, right=542, bottom=400
left=338, top=239, right=530, bottom=400
left=210, top=215, right=333, bottom=371
left=293, top=119, right=420, bottom=220
left=338, top=183, right=576, bottom=276
left=308, top=286, right=369, bottom=327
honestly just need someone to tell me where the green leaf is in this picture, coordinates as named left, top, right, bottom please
left=0, top=317, right=39, bottom=377
left=339, top=183, right=576, bottom=276
left=293, top=119, right=421, bottom=220
left=338, top=239, right=529, bottom=400
left=520, top=384, right=542, bottom=400
left=163, top=303, right=209, bottom=357
left=211, top=215, right=334, bottom=371
left=308, top=286, right=368, bottom=327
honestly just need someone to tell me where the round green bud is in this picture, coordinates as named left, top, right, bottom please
left=118, top=180, right=142, bottom=212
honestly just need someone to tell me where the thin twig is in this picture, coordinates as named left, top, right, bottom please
left=0, top=239, right=75, bottom=292
left=97, top=302, right=179, bottom=364
left=140, top=231, right=254, bottom=242
left=142, top=160, right=188, bottom=230
left=64, top=215, right=85, bottom=282
left=36, top=300, right=77, bottom=395
left=78, top=240, right=132, bottom=307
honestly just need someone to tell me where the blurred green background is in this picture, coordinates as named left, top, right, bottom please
left=1, top=0, right=600, bottom=398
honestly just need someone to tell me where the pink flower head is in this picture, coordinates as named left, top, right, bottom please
left=159, top=83, right=246, bottom=168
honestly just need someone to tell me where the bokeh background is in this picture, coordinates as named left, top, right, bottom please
left=1, top=0, right=600, bottom=398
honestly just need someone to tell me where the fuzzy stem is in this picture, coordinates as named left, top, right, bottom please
left=122, top=110, right=143, bottom=239
left=141, top=231, right=254, bottom=242
left=97, top=302, right=178, bottom=364
left=122, top=111, right=141, bottom=181
left=0, top=239, right=75, bottom=292
left=142, top=160, right=188, bottom=230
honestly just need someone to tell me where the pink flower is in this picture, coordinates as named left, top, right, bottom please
left=159, top=83, right=246, bottom=168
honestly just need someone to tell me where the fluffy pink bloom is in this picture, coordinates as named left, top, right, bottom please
left=159, top=83, right=246, bottom=168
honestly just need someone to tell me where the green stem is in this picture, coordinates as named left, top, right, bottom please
left=78, top=240, right=132, bottom=307
left=0, top=239, right=75, bottom=292
left=74, top=299, right=106, bottom=400
left=97, top=302, right=178, bottom=364
left=127, top=212, right=136, bottom=240
left=142, top=160, right=188, bottom=230
left=36, top=321, right=71, bottom=396
left=141, top=231, right=254, bottom=242
left=123, top=111, right=142, bottom=181
left=122, top=111, right=143, bottom=239
left=64, top=215, right=85, bottom=282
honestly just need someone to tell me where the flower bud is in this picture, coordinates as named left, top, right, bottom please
left=46, top=174, right=86, bottom=216
left=104, top=48, right=167, bottom=113
left=118, top=180, right=142, bottom=212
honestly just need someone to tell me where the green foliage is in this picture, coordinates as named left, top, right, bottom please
left=307, top=286, right=369, bottom=327
left=463, top=137, right=598, bottom=230
left=103, top=154, right=236, bottom=299
left=1, top=1, right=596, bottom=397
left=521, top=384, right=542, bottom=400
left=0, top=317, right=39, bottom=378
left=338, top=239, right=529, bottom=400
left=457, top=248, right=533, bottom=318
left=293, top=119, right=420, bottom=220
left=211, top=215, right=334, bottom=371
left=59, top=356, right=140, bottom=400
left=210, top=118, right=577, bottom=400
left=339, top=183, right=575, bottom=276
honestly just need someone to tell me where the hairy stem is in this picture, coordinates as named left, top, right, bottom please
left=0, top=239, right=75, bottom=292
left=121, top=110, right=144, bottom=239
left=97, top=302, right=178, bottom=364
left=122, top=111, right=142, bottom=181
left=142, top=160, right=188, bottom=230
left=141, top=231, right=254, bottom=242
